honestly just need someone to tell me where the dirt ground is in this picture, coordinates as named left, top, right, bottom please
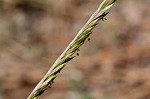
left=0, top=0, right=150, bottom=99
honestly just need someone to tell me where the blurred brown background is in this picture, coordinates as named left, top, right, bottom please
left=0, top=0, right=150, bottom=99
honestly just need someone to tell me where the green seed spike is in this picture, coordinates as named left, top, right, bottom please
left=27, top=0, right=117, bottom=99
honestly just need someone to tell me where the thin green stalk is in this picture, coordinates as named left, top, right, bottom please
left=27, top=0, right=117, bottom=99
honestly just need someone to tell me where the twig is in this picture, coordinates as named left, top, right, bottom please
left=27, top=0, right=117, bottom=99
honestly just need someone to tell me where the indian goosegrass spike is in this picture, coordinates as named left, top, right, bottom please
left=27, top=0, right=117, bottom=99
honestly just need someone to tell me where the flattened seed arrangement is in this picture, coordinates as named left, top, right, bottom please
left=27, top=0, right=117, bottom=99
